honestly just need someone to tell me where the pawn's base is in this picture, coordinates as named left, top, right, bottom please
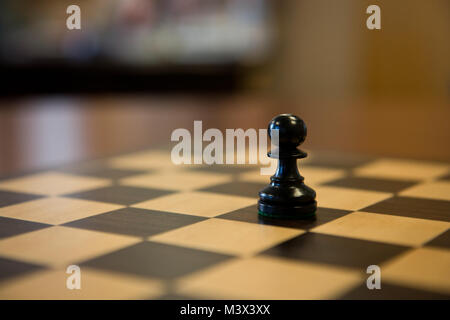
left=258, top=200, right=317, bottom=220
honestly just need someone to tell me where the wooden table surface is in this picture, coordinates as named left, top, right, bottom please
left=1, top=94, right=449, bottom=177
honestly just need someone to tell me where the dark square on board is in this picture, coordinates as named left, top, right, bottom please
left=0, top=257, right=45, bottom=283
left=0, top=217, right=50, bottom=239
left=0, top=190, right=42, bottom=208
left=261, top=232, right=410, bottom=270
left=424, top=229, right=450, bottom=249
left=64, top=185, right=173, bottom=205
left=80, top=241, right=233, bottom=279
left=217, top=204, right=351, bottom=230
left=63, top=207, right=205, bottom=237
left=58, top=165, right=149, bottom=180
left=362, top=196, right=450, bottom=222
left=339, top=282, right=450, bottom=300
left=437, top=173, right=450, bottom=181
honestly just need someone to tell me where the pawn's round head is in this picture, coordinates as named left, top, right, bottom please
left=268, top=114, right=307, bottom=147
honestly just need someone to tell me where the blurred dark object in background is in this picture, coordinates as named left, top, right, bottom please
left=0, top=0, right=273, bottom=94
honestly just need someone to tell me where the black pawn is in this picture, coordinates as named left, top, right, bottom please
left=258, top=114, right=317, bottom=219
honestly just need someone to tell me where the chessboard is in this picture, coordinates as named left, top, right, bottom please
left=0, top=149, right=449, bottom=300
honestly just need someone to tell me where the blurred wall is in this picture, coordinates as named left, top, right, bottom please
left=267, top=0, right=450, bottom=160
left=274, top=0, right=450, bottom=100
left=274, top=0, right=361, bottom=99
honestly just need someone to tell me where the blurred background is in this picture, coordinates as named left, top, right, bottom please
left=0, top=0, right=449, bottom=176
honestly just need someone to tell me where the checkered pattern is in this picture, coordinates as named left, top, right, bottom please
left=0, top=149, right=449, bottom=299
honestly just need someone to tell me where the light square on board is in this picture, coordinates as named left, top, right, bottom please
left=323, top=176, right=417, bottom=193
left=304, top=151, right=374, bottom=169
left=120, top=171, right=231, bottom=191
left=133, top=191, right=255, bottom=218
left=0, top=172, right=111, bottom=196
left=108, top=150, right=176, bottom=170
left=314, top=186, right=392, bottom=211
left=0, top=226, right=140, bottom=267
left=192, top=164, right=257, bottom=175
left=382, top=247, right=450, bottom=295
left=176, top=256, right=362, bottom=299
left=399, top=181, right=450, bottom=201
left=239, top=166, right=346, bottom=187
left=0, top=268, right=164, bottom=300
left=149, top=218, right=303, bottom=256
left=0, top=197, right=123, bottom=225
left=58, top=164, right=148, bottom=180
left=199, top=181, right=266, bottom=198
left=354, top=159, right=449, bottom=181
left=312, top=211, right=450, bottom=247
